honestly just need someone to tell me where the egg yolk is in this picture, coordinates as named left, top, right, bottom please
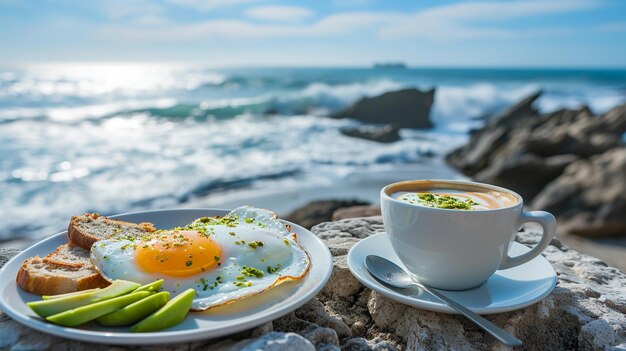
left=135, top=230, right=221, bottom=277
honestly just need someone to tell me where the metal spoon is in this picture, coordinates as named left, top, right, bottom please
left=365, top=255, right=522, bottom=347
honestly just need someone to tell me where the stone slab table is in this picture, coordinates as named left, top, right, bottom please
left=1, top=217, right=625, bottom=350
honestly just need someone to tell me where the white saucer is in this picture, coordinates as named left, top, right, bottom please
left=347, top=233, right=557, bottom=314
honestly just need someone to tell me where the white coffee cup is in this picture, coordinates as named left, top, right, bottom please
left=380, top=179, right=556, bottom=290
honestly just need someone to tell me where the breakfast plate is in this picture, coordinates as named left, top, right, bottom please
left=0, top=208, right=333, bottom=345
left=347, top=232, right=557, bottom=314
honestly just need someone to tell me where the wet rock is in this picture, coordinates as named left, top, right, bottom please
left=331, top=88, right=434, bottom=129
left=339, top=125, right=400, bottom=143
left=474, top=153, right=579, bottom=200
left=446, top=92, right=626, bottom=237
left=332, top=206, right=382, bottom=221
left=532, top=147, right=626, bottom=237
left=285, top=200, right=370, bottom=229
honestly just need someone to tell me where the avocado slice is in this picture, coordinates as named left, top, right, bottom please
left=42, top=288, right=101, bottom=300
left=28, top=280, right=140, bottom=317
left=96, top=291, right=170, bottom=326
left=130, top=288, right=195, bottom=332
left=134, top=279, right=164, bottom=293
left=47, top=291, right=151, bottom=327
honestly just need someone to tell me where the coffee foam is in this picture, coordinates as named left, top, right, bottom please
left=387, top=180, right=519, bottom=210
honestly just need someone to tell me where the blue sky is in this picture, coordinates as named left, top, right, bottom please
left=1, top=0, right=625, bottom=67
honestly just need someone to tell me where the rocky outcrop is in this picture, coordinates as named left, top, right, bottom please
left=285, top=200, right=370, bottom=229
left=332, top=88, right=435, bottom=129
left=332, top=205, right=382, bottom=221
left=2, top=217, right=625, bottom=350
left=532, top=147, right=626, bottom=237
left=446, top=93, right=626, bottom=236
left=340, top=125, right=401, bottom=143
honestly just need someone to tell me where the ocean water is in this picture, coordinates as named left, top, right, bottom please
left=1, top=64, right=625, bottom=242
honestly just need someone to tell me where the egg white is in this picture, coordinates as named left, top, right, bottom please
left=90, top=206, right=310, bottom=311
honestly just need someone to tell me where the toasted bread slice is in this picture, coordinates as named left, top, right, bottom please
left=42, top=243, right=91, bottom=268
left=68, top=213, right=155, bottom=250
left=16, top=255, right=109, bottom=295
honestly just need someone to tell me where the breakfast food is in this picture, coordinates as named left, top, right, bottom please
left=27, top=279, right=194, bottom=332
left=391, top=184, right=518, bottom=210
left=46, top=291, right=152, bottom=327
left=68, top=213, right=156, bottom=250
left=28, top=280, right=141, bottom=317
left=130, top=288, right=195, bottom=332
left=17, top=215, right=156, bottom=295
left=90, top=206, right=311, bottom=311
left=16, top=244, right=109, bottom=295
left=96, top=291, right=170, bottom=326
left=19, top=206, right=311, bottom=332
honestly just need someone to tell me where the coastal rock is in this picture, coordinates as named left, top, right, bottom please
left=310, top=217, right=626, bottom=350
left=331, top=88, right=434, bottom=129
left=1, top=217, right=626, bottom=349
left=446, top=93, right=626, bottom=236
left=487, top=90, right=542, bottom=128
left=339, top=125, right=400, bottom=143
left=532, top=147, right=626, bottom=237
left=331, top=206, right=382, bottom=221
left=285, top=200, right=370, bottom=229
left=446, top=93, right=625, bottom=180
left=474, top=153, right=578, bottom=200
left=445, top=92, right=543, bottom=176
left=0, top=248, right=18, bottom=268
left=217, top=332, right=315, bottom=351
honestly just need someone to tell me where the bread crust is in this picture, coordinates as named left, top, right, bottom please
left=16, top=256, right=109, bottom=295
left=67, top=216, right=98, bottom=250
left=42, top=243, right=87, bottom=268
left=68, top=213, right=155, bottom=250
left=18, top=213, right=154, bottom=295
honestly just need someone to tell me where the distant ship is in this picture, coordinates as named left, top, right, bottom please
left=373, top=62, right=407, bottom=69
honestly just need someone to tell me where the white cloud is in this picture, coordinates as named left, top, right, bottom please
left=102, top=12, right=399, bottom=40
left=100, top=0, right=599, bottom=41
left=165, top=0, right=256, bottom=11
left=130, top=14, right=170, bottom=26
left=378, top=0, right=598, bottom=39
left=245, top=5, right=314, bottom=23
left=100, top=0, right=163, bottom=20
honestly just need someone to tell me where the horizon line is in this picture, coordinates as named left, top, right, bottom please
left=1, top=61, right=626, bottom=71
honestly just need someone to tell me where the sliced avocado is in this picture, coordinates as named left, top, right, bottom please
left=96, top=291, right=170, bottom=326
left=42, top=288, right=101, bottom=300
left=130, top=288, right=195, bottom=333
left=47, top=291, right=151, bottom=327
left=134, top=279, right=164, bottom=293
left=28, top=280, right=140, bottom=317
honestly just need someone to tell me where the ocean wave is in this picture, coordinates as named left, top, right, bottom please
left=433, top=83, right=541, bottom=122
left=0, top=112, right=450, bottom=241
left=3, top=66, right=626, bottom=243
left=0, top=99, right=177, bottom=123
left=0, top=64, right=226, bottom=103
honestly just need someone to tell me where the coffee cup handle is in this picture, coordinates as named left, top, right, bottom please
left=499, top=211, right=556, bottom=270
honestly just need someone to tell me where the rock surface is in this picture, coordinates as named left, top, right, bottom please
left=285, top=200, right=370, bottom=229
left=532, top=147, right=626, bottom=237
left=446, top=93, right=626, bottom=237
left=1, top=217, right=626, bottom=350
left=340, top=125, right=401, bottom=143
left=332, top=205, right=382, bottom=221
left=331, top=88, right=435, bottom=129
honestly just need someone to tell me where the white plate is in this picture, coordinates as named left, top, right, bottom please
left=0, top=209, right=333, bottom=345
left=347, top=233, right=557, bottom=314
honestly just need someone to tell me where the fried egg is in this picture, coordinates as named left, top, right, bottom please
left=90, top=206, right=310, bottom=311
